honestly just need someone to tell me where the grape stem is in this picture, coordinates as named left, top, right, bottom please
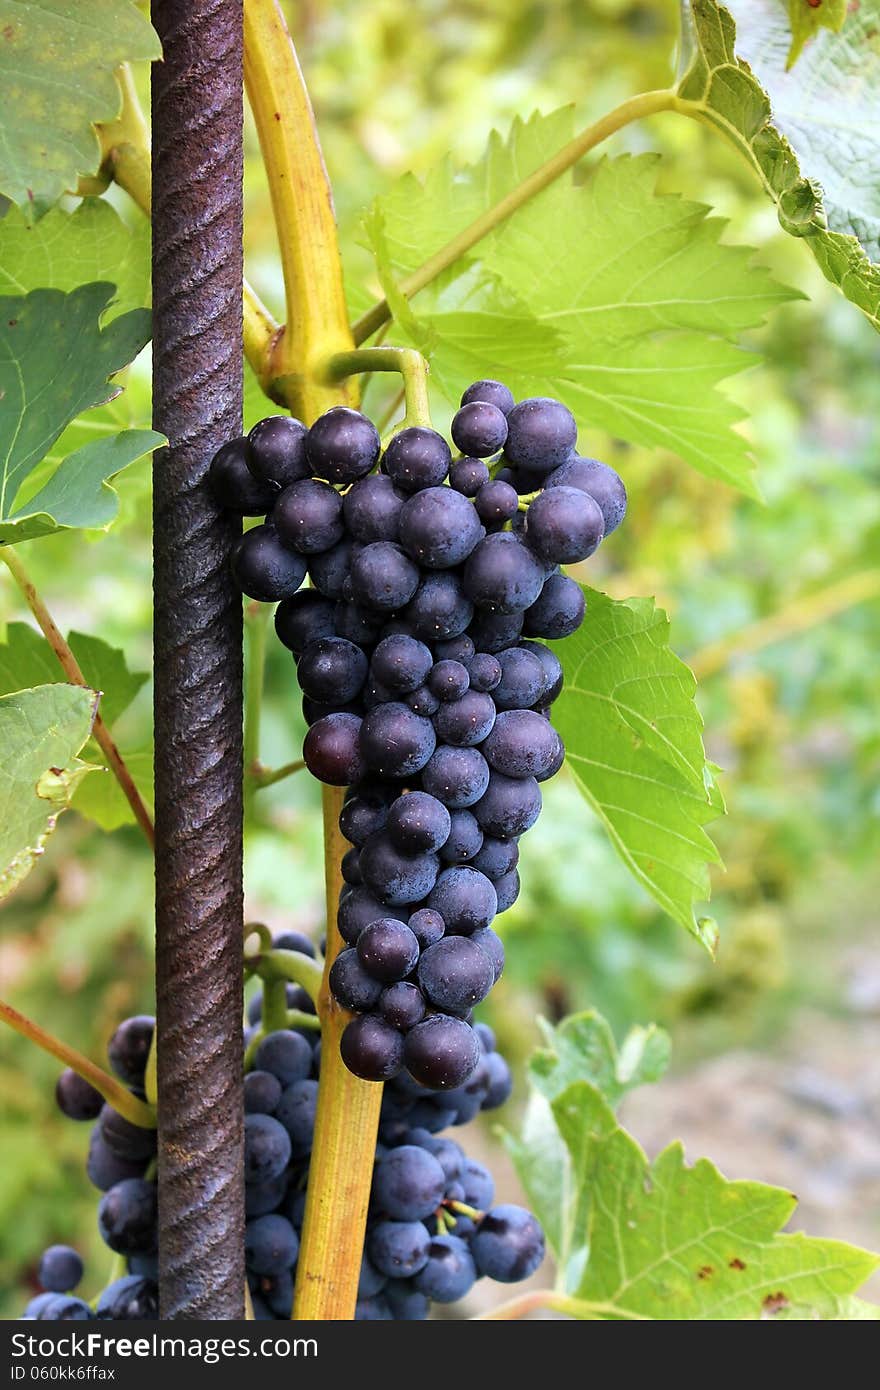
left=250, top=758, right=307, bottom=789
left=321, top=347, right=432, bottom=431
left=473, top=1289, right=652, bottom=1320
left=350, top=88, right=678, bottom=344
left=0, top=546, right=155, bottom=848
left=94, top=62, right=278, bottom=388
left=255, top=949, right=325, bottom=1004
left=0, top=998, right=156, bottom=1129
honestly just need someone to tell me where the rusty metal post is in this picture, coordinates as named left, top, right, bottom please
left=151, top=0, right=245, bottom=1318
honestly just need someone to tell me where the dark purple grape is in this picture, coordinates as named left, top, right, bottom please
left=449, top=457, right=490, bottom=496
left=386, top=791, right=452, bottom=854
left=471, top=836, right=518, bottom=881
left=407, top=907, right=445, bottom=950
left=378, top=982, right=426, bottom=1031
left=474, top=479, right=518, bottom=526
left=467, top=609, right=524, bottom=654
left=471, top=1205, right=545, bottom=1282
left=368, top=1220, right=431, bottom=1278
left=275, top=1078, right=319, bottom=1158
left=274, top=590, right=335, bottom=654
left=359, top=833, right=440, bottom=906
left=466, top=653, right=502, bottom=693
left=523, top=572, right=585, bottom=639
left=86, top=1132, right=148, bottom=1192
left=545, top=456, right=627, bottom=535
left=38, top=1246, right=83, bottom=1294
left=305, top=407, right=380, bottom=483
left=434, top=635, right=475, bottom=663
left=399, top=487, right=483, bottom=569
left=459, top=379, right=515, bottom=415
left=404, top=1016, right=481, bottom=1090
left=440, top=809, right=483, bottom=864
left=404, top=573, right=474, bottom=641
left=475, top=773, right=542, bottom=838
left=524, top=485, right=604, bottom=563
left=434, top=690, right=496, bottom=747
left=482, top=709, right=562, bottom=779
left=243, top=1070, right=283, bottom=1115
left=360, top=703, right=436, bottom=778
left=470, top=926, right=505, bottom=982
left=370, top=634, right=433, bottom=694
left=412, top=1234, right=477, bottom=1302
left=493, top=868, right=520, bottom=912
left=107, top=1016, right=154, bottom=1090
left=334, top=601, right=383, bottom=648
left=303, top=712, right=365, bottom=785
left=343, top=474, right=406, bottom=542
left=253, top=1030, right=312, bottom=1085
left=98, top=1179, right=157, bottom=1256
left=245, top=1214, right=300, bottom=1275
left=329, top=948, right=383, bottom=1011
left=248, top=415, right=310, bottom=488
left=272, top=929, right=316, bottom=957
left=407, top=685, right=440, bottom=716
left=482, top=1050, right=513, bottom=1108
left=339, top=792, right=389, bottom=848
left=357, top=918, right=421, bottom=981
left=493, top=647, right=546, bottom=710
left=418, top=937, right=494, bottom=1013
left=99, top=1106, right=156, bottom=1163
left=231, top=524, right=306, bottom=602
left=373, top=1145, right=446, bottom=1221
left=463, top=533, right=544, bottom=614
left=504, top=397, right=577, bottom=473
left=209, top=437, right=278, bottom=514
left=297, top=637, right=368, bottom=704
left=301, top=696, right=361, bottom=726
left=244, top=1113, right=292, bottom=1184
left=382, top=427, right=451, bottom=492
left=95, top=1274, right=158, bottom=1319
left=338, top=888, right=405, bottom=945
left=273, top=478, right=344, bottom=554
left=341, top=845, right=363, bottom=885
left=421, top=745, right=490, bottom=808
left=451, top=401, right=508, bottom=458
left=427, top=866, right=497, bottom=935
left=55, top=1069, right=103, bottom=1121
left=341, top=1015, right=405, bottom=1081
left=307, top=537, right=353, bottom=600
left=350, top=542, right=420, bottom=611
left=427, top=660, right=470, bottom=702
left=518, top=640, right=563, bottom=705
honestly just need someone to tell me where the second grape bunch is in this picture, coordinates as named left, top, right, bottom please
left=212, top=380, right=626, bottom=1090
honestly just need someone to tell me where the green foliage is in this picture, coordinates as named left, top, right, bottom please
left=0, top=284, right=155, bottom=543
left=0, top=683, right=99, bottom=899
left=679, top=0, right=880, bottom=329
left=0, top=199, right=151, bottom=317
left=0, top=0, right=160, bottom=216
left=506, top=1013, right=880, bottom=1319
left=365, top=112, right=796, bottom=495
left=554, top=587, right=723, bottom=949
left=784, top=0, right=847, bottom=70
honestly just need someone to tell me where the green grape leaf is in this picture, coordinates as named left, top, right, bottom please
left=553, top=587, right=723, bottom=948
left=0, top=0, right=160, bottom=216
left=0, top=683, right=99, bottom=898
left=679, top=0, right=880, bottom=330
left=508, top=1077, right=880, bottom=1319
left=0, top=285, right=154, bottom=540
left=366, top=116, right=796, bottom=495
left=0, top=199, right=151, bottom=319
left=784, top=0, right=847, bottom=69
left=0, top=429, right=163, bottom=544
left=0, top=623, right=147, bottom=726
left=72, top=746, right=152, bottom=831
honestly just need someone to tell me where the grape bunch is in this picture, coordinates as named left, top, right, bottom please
left=213, top=379, right=625, bottom=1090
left=22, top=976, right=544, bottom=1321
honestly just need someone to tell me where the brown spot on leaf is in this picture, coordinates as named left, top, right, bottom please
left=729, top=1258, right=746, bottom=1271
left=697, top=1265, right=714, bottom=1280
left=8, top=320, right=17, bottom=328
left=807, top=0, right=822, bottom=7
left=762, top=1291, right=789, bottom=1315
left=3, top=24, right=14, bottom=38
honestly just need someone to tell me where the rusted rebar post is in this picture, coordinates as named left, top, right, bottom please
left=151, top=0, right=246, bottom=1318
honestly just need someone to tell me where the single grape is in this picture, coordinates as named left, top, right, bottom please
left=338, top=887, right=406, bottom=944
left=301, top=695, right=361, bottom=726
left=107, top=1016, right=154, bottom=1090
left=368, top=1220, right=431, bottom=1279
left=451, top=401, right=508, bottom=458
left=470, top=926, right=505, bottom=983
left=474, top=479, right=518, bottom=526
left=378, top=982, right=426, bottom=1031
left=373, top=1145, right=446, bottom=1221
left=303, top=712, right=365, bottom=785
left=247, top=415, right=310, bottom=488
left=370, top=634, right=433, bottom=694
left=467, top=609, right=524, bottom=654
left=274, top=1078, right=319, bottom=1158
left=383, top=1281, right=430, bottom=1320
left=343, top=474, right=406, bottom=543
left=359, top=833, right=440, bottom=906
left=407, top=685, right=440, bottom=716
left=339, top=791, right=390, bottom=847
left=342, top=845, right=363, bottom=885
left=307, top=537, right=353, bottom=600
left=545, top=455, right=627, bottom=534
left=305, top=407, right=380, bottom=483
left=418, top=936, right=494, bottom=1012
left=493, top=868, right=521, bottom=912
left=427, top=865, right=497, bottom=935
left=341, top=1015, right=405, bottom=1081
left=503, top=397, right=577, bottom=473
left=38, top=1246, right=83, bottom=1294
left=435, top=635, right=475, bottom=663
left=471, top=1205, right=545, bottom=1282
left=98, top=1179, right=157, bottom=1256
left=524, top=485, right=604, bottom=563
left=296, top=637, right=368, bottom=705
left=434, top=690, right=496, bottom=747
left=427, top=660, right=470, bottom=702
left=463, top=533, right=545, bottom=614
left=272, top=929, right=316, bottom=957
left=358, top=1253, right=387, bottom=1300
left=399, top=487, right=483, bottom=570
left=99, top=1106, right=157, bottom=1163
left=460, top=379, right=515, bottom=415
left=407, top=907, right=446, bottom=951
left=244, top=1214, right=299, bottom=1276
left=404, top=573, right=474, bottom=641
left=482, top=1051, right=513, bottom=1109
left=449, top=457, right=490, bottom=496
left=333, top=601, right=383, bottom=648
left=273, top=478, right=344, bottom=554
left=518, top=639, right=563, bottom=705
left=382, top=427, right=451, bottom=492
left=359, top=703, right=436, bottom=778
left=329, top=948, right=384, bottom=1011
left=492, top=647, right=546, bottom=710
left=461, top=1158, right=495, bottom=1211
left=412, top=1234, right=477, bottom=1303
left=253, top=1030, right=312, bottom=1085
left=55, top=1069, right=103, bottom=1122
left=474, top=773, right=542, bottom=838
left=86, top=1132, right=148, bottom=1193
left=244, top=1113, right=292, bottom=1185
left=209, top=437, right=278, bottom=515
left=243, top=1070, right=283, bottom=1115
left=523, top=572, right=585, bottom=640
left=356, top=918, right=421, bottom=981
left=350, top=542, right=420, bottom=611
left=95, top=1276, right=158, bottom=1321
left=231, top=524, right=307, bottom=602
left=482, top=709, right=563, bottom=779
left=440, top=809, right=483, bottom=864
left=386, top=791, right=452, bottom=854
left=405, top=1016, right=481, bottom=1090
left=274, top=590, right=335, bottom=655
left=470, top=835, right=518, bottom=880
left=421, top=745, right=490, bottom=808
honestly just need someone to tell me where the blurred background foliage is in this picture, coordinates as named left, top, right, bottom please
left=2, top=0, right=879, bottom=1314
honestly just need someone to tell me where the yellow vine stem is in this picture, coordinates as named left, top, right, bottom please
left=243, top=0, right=357, bottom=416
left=93, top=62, right=278, bottom=387
left=351, top=88, right=678, bottom=344
left=0, top=546, right=155, bottom=849
left=293, top=787, right=384, bottom=1320
left=0, top=998, right=156, bottom=1129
